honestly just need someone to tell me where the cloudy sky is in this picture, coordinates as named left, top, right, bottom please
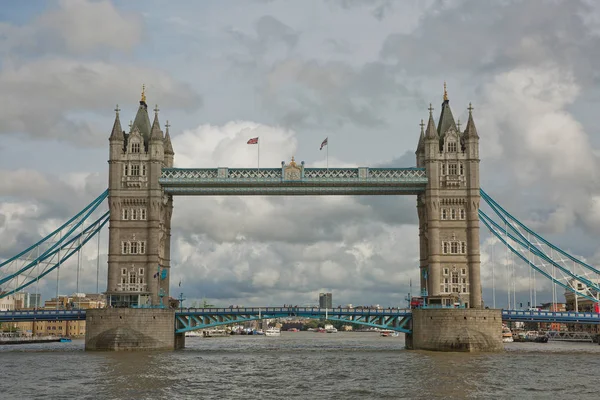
left=1, top=0, right=600, bottom=309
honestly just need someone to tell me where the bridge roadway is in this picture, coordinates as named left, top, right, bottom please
left=1, top=308, right=600, bottom=333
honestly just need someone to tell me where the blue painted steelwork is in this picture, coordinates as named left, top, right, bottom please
left=0, top=212, right=110, bottom=298
left=0, top=190, right=108, bottom=271
left=0, top=195, right=108, bottom=286
left=502, top=310, right=600, bottom=324
left=159, top=167, right=428, bottom=196
left=174, top=307, right=413, bottom=334
left=0, top=309, right=86, bottom=322
left=481, top=189, right=600, bottom=275
left=480, top=192, right=600, bottom=292
left=3, top=308, right=600, bottom=328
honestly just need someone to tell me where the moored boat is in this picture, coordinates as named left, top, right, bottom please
left=325, top=324, right=338, bottom=333
left=265, top=327, right=281, bottom=337
left=502, top=325, right=514, bottom=343
left=202, top=329, right=229, bottom=338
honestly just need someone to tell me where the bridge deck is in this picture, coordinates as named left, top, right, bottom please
left=159, top=167, right=428, bottom=195
left=2, top=309, right=599, bottom=326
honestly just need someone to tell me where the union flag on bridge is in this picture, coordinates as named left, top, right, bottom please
left=247, top=137, right=259, bottom=145
left=320, top=137, right=328, bottom=150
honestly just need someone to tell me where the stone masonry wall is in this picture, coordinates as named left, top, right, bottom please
left=407, top=309, right=502, bottom=352
left=85, top=308, right=183, bottom=351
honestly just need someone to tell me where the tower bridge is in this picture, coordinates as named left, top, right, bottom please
left=1, top=86, right=599, bottom=352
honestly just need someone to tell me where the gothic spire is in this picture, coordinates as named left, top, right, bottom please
left=132, top=85, right=152, bottom=145
left=425, top=103, right=438, bottom=139
left=463, top=103, right=479, bottom=139
left=150, top=104, right=163, bottom=140
left=164, top=120, right=174, bottom=155
left=109, top=104, right=124, bottom=141
left=437, top=82, right=457, bottom=138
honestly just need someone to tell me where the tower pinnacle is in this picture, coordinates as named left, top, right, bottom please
left=141, top=84, right=146, bottom=103
left=443, top=82, right=448, bottom=101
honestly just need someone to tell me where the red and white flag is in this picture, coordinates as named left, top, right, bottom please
left=320, top=137, right=328, bottom=150
left=247, top=137, right=259, bottom=145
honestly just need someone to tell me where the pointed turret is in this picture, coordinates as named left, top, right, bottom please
left=132, top=85, right=152, bottom=147
left=150, top=104, right=163, bottom=141
left=437, top=82, right=457, bottom=138
left=425, top=104, right=438, bottom=139
left=416, top=119, right=425, bottom=153
left=164, top=120, right=174, bottom=155
left=109, top=104, right=124, bottom=141
left=463, top=103, right=479, bottom=139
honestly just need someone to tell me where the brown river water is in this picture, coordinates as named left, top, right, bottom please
left=1, top=332, right=599, bottom=399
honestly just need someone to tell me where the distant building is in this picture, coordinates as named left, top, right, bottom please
left=319, top=292, right=332, bottom=309
left=28, top=293, right=42, bottom=308
left=0, top=293, right=16, bottom=311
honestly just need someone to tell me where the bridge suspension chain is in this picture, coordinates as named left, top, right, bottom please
left=480, top=190, right=600, bottom=303
left=0, top=191, right=109, bottom=299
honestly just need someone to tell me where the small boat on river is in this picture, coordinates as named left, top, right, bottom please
left=265, top=328, right=281, bottom=337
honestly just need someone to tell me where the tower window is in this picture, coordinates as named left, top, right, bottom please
left=448, top=164, right=457, bottom=175
left=450, top=209, right=456, bottom=220
left=461, top=242, right=466, bottom=254
left=460, top=209, right=466, bottom=220
left=131, top=209, right=138, bottom=220
left=139, top=268, right=145, bottom=275
left=121, top=268, right=127, bottom=275
left=448, top=142, right=457, bottom=152
left=131, top=165, right=140, bottom=176
left=460, top=163, right=464, bottom=175
left=442, top=242, right=449, bottom=254
left=451, top=242, right=458, bottom=254
left=443, top=268, right=449, bottom=275
left=441, top=209, right=447, bottom=220
left=122, top=209, right=129, bottom=220
left=124, top=165, right=129, bottom=176
left=131, top=143, right=140, bottom=153
left=452, top=272, right=459, bottom=284
left=140, top=208, right=147, bottom=220
left=142, top=165, right=146, bottom=176
left=121, top=241, right=146, bottom=255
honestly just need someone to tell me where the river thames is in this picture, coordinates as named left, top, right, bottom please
left=1, top=332, right=599, bottom=399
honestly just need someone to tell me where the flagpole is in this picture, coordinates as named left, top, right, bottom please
left=326, top=138, right=329, bottom=171
left=258, top=137, right=260, bottom=171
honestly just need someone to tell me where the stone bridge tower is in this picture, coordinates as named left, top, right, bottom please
left=106, top=87, right=175, bottom=307
left=415, top=85, right=482, bottom=308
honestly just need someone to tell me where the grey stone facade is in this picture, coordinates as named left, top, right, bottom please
left=416, top=92, right=482, bottom=308
left=85, top=308, right=184, bottom=350
left=406, top=309, right=502, bottom=352
left=106, top=91, right=174, bottom=307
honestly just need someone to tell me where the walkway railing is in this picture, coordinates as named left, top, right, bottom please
left=502, top=310, right=600, bottom=324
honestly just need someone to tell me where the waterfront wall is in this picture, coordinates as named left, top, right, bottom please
left=406, top=309, right=503, bottom=352
left=85, top=308, right=184, bottom=351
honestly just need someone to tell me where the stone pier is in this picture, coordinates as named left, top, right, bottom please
left=405, top=309, right=503, bottom=352
left=85, top=308, right=185, bottom=351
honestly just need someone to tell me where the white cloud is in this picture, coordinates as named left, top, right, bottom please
left=0, top=0, right=142, bottom=56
